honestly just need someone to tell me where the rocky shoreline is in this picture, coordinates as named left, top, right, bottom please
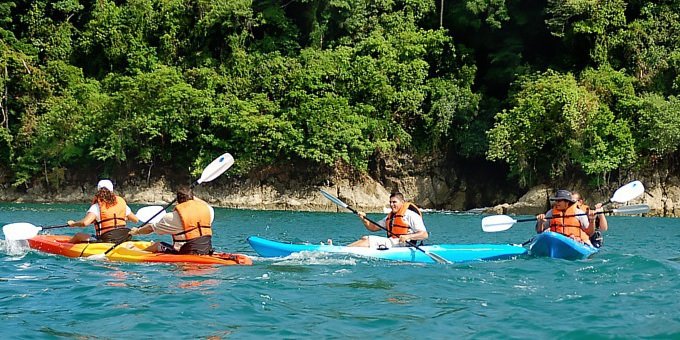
left=1, top=172, right=678, bottom=217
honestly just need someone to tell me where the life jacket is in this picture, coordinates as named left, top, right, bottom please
left=549, top=204, right=592, bottom=245
left=172, top=199, right=212, bottom=243
left=94, top=196, right=128, bottom=237
left=386, top=203, right=422, bottom=238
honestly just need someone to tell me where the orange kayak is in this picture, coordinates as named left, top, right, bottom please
left=27, top=235, right=252, bottom=266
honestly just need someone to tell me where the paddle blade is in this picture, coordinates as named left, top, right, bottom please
left=320, top=189, right=349, bottom=209
left=481, top=215, right=518, bottom=232
left=610, top=180, right=644, bottom=203
left=3, top=223, right=43, bottom=241
left=197, top=152, right=234, bottom=184
left=611, top=204, right=650, bottom=215
left=136, top=206, right=166, bottom=224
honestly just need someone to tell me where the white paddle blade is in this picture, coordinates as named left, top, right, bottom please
left=611, top=180, right=644, bottom=203
left=197, top=152, right=234, bottom=184
left=612, top=204, right=650, bottom=215
left=320, top=190, right=349, bottom=209
left=481, top=215, right=518, bottom=232
left=136, top=206, right=166, bottom=224
left=3, top=223, right=43, bottom=241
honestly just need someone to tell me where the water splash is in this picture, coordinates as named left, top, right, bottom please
left=2, top=239, right=30, bottom=257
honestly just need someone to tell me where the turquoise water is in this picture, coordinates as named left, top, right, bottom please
left=2, top=202, right=680, bottom=339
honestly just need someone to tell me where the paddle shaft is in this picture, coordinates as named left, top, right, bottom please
left=42, top=224, right=70, bottom=230
left=517, top=209, right=618, bottom=223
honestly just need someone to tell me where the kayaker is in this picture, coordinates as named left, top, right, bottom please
left=66, top=179, right=139, bottom=243
left=572, top=191, right=608, bottom=248
left=536, top=189, right=593, bottom=246
left=129, top=186, right=215, bottom=255
left=347, top=192, right=429, bottom=248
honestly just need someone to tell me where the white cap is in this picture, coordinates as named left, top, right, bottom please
left=97, top=179, right=114, bottom=192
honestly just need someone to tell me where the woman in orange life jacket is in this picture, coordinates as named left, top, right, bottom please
left=66, top=179, right=139, bottom=244
left=572, top=191, right=608, bottom=248
left=535, top=189, right=593, bottom=246
left=347, top=192, right=429, bottom=249
left=129, top=186, right=215, bottom=255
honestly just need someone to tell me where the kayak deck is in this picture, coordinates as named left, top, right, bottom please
left=28, top=235, right=252, bottom=265
left=247, top=236, right=527, bottom=264
left=528, top=231, right=598, bottom=260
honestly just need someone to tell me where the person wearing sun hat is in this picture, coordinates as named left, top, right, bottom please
left=66, top=179, right=139, bottom=244
left=535, top=189, right=593, bottom=246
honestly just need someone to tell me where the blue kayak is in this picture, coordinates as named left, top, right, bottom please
left=528, top=231, right=598, bottom=260
left=247, top=236, right=527, bottom=264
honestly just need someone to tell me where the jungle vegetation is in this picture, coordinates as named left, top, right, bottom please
left=1, top=0, right=679, bottom=190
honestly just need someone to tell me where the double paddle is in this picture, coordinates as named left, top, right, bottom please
left=481, top=180, right=648, bottom=233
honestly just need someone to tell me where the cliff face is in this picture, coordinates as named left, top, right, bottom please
left=0, top=156, right=678, bottom=217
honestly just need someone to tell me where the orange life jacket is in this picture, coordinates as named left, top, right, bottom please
left=94, top=196, right=128, bottom=236
left=549, top=204, right=592, bottom=245
left=172, top=199, right=212, bottom=242
left=386, top=203, right=422, bottom=238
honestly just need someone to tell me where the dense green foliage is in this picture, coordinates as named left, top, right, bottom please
left=0, top=0, right=678, bottom=189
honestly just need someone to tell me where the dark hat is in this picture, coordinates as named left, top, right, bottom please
left=550, top=189, right=576, bottom=203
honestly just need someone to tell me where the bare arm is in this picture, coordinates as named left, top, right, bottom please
left=126, top=211, right=139, bottom=223
left=594, top=203, right=608, bottom=232
left=68, top=212, right=97, bottom=227
left=357, top=212, right=382, bottom=232
left=130, top=224, right=154, bottom=235
left=535, top=214, right=547, bottom=233
left=399, top=230, right=429, bottom=243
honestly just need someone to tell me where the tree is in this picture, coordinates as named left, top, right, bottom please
left=487, top=70, right=635, bottom=186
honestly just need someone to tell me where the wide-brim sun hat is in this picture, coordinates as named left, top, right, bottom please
left=97, top=179, right=114, bottom=192
left=549, top=189, right=575, bottom=203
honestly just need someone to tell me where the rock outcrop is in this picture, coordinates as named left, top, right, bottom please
left=1, top=158, right=678, bottom=217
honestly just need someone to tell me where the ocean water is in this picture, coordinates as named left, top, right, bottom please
left=1, top=202, right=679, bottom=339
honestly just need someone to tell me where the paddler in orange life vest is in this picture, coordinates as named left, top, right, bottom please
left=535, top=189, right=593, bottom=246
left=347, top=192, right=429, bottom=249
left=130, top=186, right=215, bottom=255
left=572, top=191, right=608, bottom=248
left=67, top=179, right=139, bottom=244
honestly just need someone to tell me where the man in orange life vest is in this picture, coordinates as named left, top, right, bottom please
left=348, top=192, right=429, bottom=248
left=130, top=186, right=215, bottom=255
left=67, top=179, right=139, bottom=244
left=536, top=189, right=593, bottom=246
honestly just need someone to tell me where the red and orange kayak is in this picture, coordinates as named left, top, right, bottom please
left=28, top=235, right=252, bottom=266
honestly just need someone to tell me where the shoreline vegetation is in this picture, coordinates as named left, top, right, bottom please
left=1, top=1, right=679, bottom=217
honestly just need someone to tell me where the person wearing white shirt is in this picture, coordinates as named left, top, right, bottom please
left=348, top=192, right=429, bottom=249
